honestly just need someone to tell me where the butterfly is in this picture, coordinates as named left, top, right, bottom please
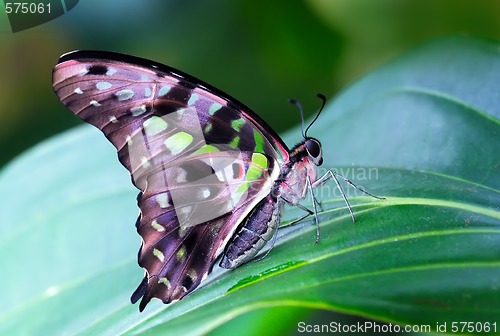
left=52, top=50, right=383, bottom=311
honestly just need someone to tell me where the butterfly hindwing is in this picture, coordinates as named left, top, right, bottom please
left=52, top=51, right=288, bottom=310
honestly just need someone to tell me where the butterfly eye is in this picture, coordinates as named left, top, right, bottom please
left=305, top=138, right=322, bottom=164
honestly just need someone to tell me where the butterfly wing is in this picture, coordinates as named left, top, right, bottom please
left=52, top=50, right=289, bottom=310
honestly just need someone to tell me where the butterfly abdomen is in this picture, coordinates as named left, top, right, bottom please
left=220, top=195, right=282, bottom=269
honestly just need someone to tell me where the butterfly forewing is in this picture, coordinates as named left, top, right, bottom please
left=52, top=51, right=288, bottom=310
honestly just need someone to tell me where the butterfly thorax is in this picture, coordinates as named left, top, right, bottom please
left=273, top=138, right=322, bottom=205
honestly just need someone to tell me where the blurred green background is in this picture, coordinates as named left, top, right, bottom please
left=3, top=0, right=500, bottom=169
left=1, top=0, right=500, bottom=334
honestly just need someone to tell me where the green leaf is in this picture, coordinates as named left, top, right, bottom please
left=0, top=35, right=499, bottom=335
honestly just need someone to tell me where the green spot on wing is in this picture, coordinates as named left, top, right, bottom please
left=164, top=132, right=193, bottom=155
left=252, top=153, right=268, bottom=169
left=246, top=166, right=262, bottom=181
left=144, top=116, right=168, bottom=136
left=193, top=144, right=219, bottom=155
left=209, top=103, right=222, bottom=115
left=246, top=153, right=268, bottom=180
left=204, top=123, right=213, bottom=133
left=254, top=130, right=265, bottom=153
left=153, top=248, right=165, bottom=262
left=229, top=136, right=240, bottom=148
left=158, top=277, right=171, bottom=288
left=188, top=269, right=198, bottom=281
left=176, top=246, right=187, bottom=261
left=235, top=182, right=250, bottom=194
left=231, top=118, right=246, bottom=132
left=151, top=220, right=165, bottom=232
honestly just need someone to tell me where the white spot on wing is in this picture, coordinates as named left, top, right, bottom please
left=188, top=93, right=199, bottom=105
left=130, top=105, right=147, bottom=116
left=106, top=68, right=117, bottom=76
left=179, top=206, right=192, bottom=218
left=140, top=156, right=150, bottom=168
left=90, top=100, right=101, bottom=107
left=74, top=87, right=83, bottom=94
left=173, top=106, right=193, bottom=121
left=176, top=168, right=187, bottom=183
left=158, top=86, right=171, bottom=97
left=215, top=169, right=225, bottom=181
left=198, top=187, right=211, bottom=199
left=96, top=81, right=112, bottom=90
left=109, top=116, right=118, bottom=123
left=115, top=89, right=135, bottom=101
left=77, top=68, right=88, bottom=77
left=156, top=194, right=170, bottom=208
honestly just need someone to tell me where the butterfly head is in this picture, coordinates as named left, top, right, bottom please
left=304, top=137, right=323, bottom=166
left=290, top=137, right=323, bottom=166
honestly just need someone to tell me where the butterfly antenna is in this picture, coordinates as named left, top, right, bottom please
left=304, top=93, right=326, bottom=137
left=289, top=98, right=306, bottom=139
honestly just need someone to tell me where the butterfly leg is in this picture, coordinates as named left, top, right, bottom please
left=279, top=180, right=322, bottom=243
left=307, top=176, right=322, bottom=243
left=279, top=179, right=322, bottom=241
left=312, top=170, right=386, bottom=223
left=316, top=199, right=325, bottom=212
left=278, top=203, right=313, bottom=230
